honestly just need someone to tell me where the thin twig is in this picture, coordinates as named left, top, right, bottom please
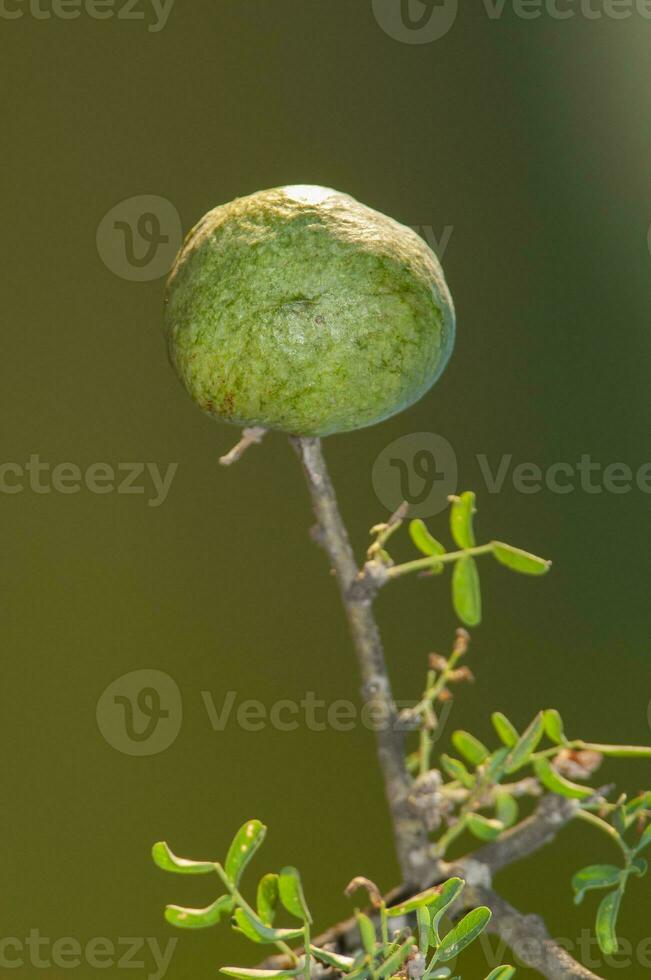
left=291, top=436, right=431, bottom=887
left=219, top=427, right=267, bottom=466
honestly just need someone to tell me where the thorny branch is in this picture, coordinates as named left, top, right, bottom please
left=227, top=431, right=605, bottom=978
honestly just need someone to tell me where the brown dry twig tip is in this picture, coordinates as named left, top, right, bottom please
left=344, top=876, right=383, bottom=909
left=219, top=427, right=267, bottom=466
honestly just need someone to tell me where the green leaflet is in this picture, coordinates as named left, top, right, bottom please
left=626, top=792, right=651, bottom=816
left=484, top=969, right=516, bottom=980
left=466, top=813, right=504, bottom=842
left=596, top=889, right=622, bottom=956
left=417, top=906, right=431, bottom=954
left=410, top=519, right=446, bottom=564
left=571, top=866, right=623, bottom=905
left=495, top=792, right=519, bottom=829
left=225, top=820, right=266, bottom=885
left=491, top=712, right=519, bottom=748
left=505, top=712, right=544, bottom=773
left=436, top=907, right=492, bottom=961
left=310, top=946, right=355, bottom=971
left=534, top=758, right=593, bottom=800
left=634, top=825, right=651, bottom=856
left=440, top=754, right=474, bottom=789
left=165, top=895, right=234, bottom=929
left=485, top=747, right=510, bottom=781
left=450, top=492, right=476, bottom=549
left=452, top=730, right=490, bottom=767
left=233, top=908, right=304, bottom=944
left=543, top=709, right=566, bottom=745
left=387, top=878, right=465, bottom=919
left=356, top=912, right=376, bottom=956
left=377, top=938, right=415, bottom=979
left=492, top=541, right=551, bottom=576
left=278, top=866, right=312, bottom=923
left=152, top=842, right=215, bottom=875
left=257, top=873, right=279, bottom=925
left=452, top=557, right=481, bottom=627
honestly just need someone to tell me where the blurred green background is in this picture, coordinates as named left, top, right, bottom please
left=1, top=2, right=650, bottom=976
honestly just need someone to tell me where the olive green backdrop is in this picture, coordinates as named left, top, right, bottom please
left=2, top=2, right=650, bottom=977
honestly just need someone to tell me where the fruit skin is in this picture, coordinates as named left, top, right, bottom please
left=165, top=185, right=455, bottom=437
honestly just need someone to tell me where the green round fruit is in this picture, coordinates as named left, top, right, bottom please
left=164, top=185, right=455, bottom=437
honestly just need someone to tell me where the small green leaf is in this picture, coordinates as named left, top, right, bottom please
left=377, top=938, right=415, bottom=979
left=543, top=709, right=566, bottom=745
left=626, top=792, right=651, bottom=816
left=232, top=910, right=266, bottom=945
left=485, top=747, right=510, bottom=781
left=440, top=754, right=475, bottom=789
left=495, top=792, right=519, bottom=828
left=257, top=873, right=279, bottom=926
left=387, top=878, right=465, bottom=919
left=220, top=969, right=303, bottom=979
left=613, top=802, right=627, bottom=837
left=225, top=820, right=266, bottom=885
left=491, top=713, right=519, bottom=748
left=631, top=857, right=648, bottom=877
left=356, top=912, right=376, bottom=956
left=310, top=946, right=355, bottom=971
left=467, top=813, right=504, bottom=842
left=450, top=492, right=476, bottom=549
left=233, top=908, right=304, bottom=944
left=437, top=906, right=491, bottom=961
left=452, top=730, right=490, bottom=767
left=505, top=712, right=545, bottom=773
left=634, top=825, right=651, bottom=856
left=596, top=888, right=622, bottom=956
left=452, top=557, right=481, bottom=627
left=534, top=758, right=594, bottom=801
left=152, top=842, right=215, bottom=875
left=410, top=519, right=446, bottom=561
left=165, top=895, right=234, bottom=929
left=571, top=866, right=623, bottom=905
left=492, top=542, right=551, bottom=576
left=417, top=906, right=431, bottom=954
left=279, top=866, right=312, bottom=923
left=484, top=969, right=515, bottom=980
